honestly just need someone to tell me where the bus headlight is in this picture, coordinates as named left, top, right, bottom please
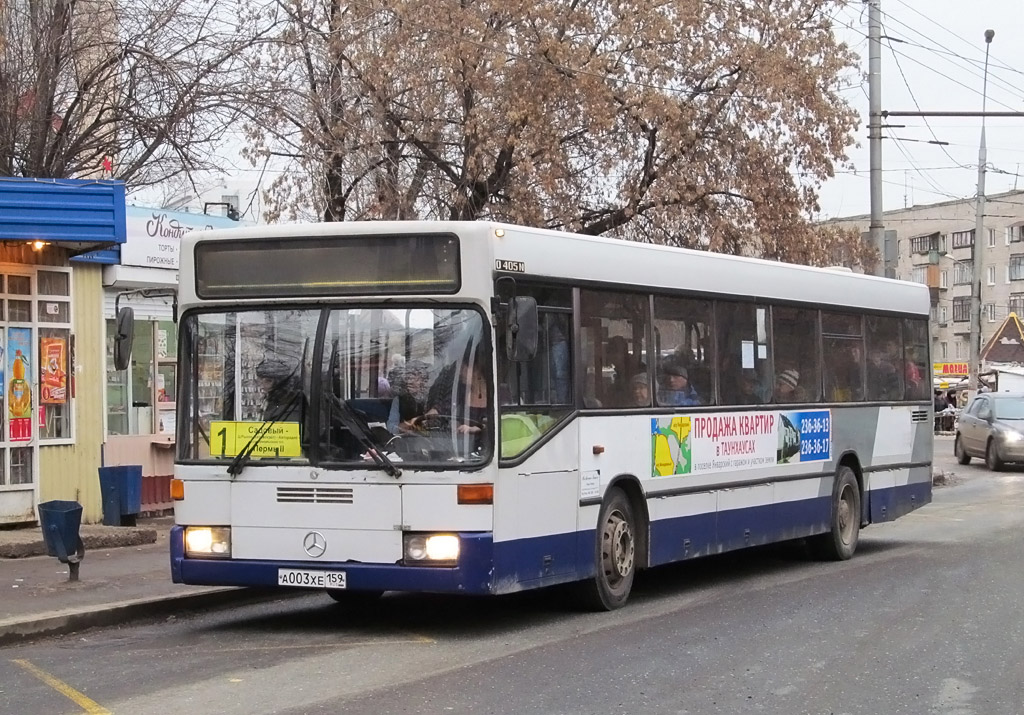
left=184, top=526, right=231, bottom=558
left=403, top=533, right=459, bottom=566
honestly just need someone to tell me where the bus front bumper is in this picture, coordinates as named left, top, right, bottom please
left=169, top=525, right=496, bottom=595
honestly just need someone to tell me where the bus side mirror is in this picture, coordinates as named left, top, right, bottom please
left=506, top=296, right=538, bottom=362
left=113, top=307, right=135, bottom=371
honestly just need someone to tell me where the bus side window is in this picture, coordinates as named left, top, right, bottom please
left=822, top=312, right=865, bottom=402
left=717, top=301, right=772, bottom=405
left=653, top=295, right=714, bottom=406
left=496, top=283, right=574, bottom=459
left=771, top=306, right=820, bottom=403
left=865, top=316, right=904, bottom=401
left=903, top=318, right=930, bottom=400
left=580, top=289, right=649, bottom=409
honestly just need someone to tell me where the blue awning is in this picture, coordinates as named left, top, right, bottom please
left=0, top=178, right=126, bottom=251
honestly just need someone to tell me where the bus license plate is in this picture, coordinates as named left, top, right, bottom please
left=277, top=568, right=346, bottom=589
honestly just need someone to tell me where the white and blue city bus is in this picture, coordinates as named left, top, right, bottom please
left=157, top=221, right=933, bottom=610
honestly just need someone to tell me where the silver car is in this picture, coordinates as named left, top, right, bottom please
left=955, top=393, right=1024, bottom=470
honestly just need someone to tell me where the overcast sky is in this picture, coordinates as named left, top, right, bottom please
left=819, top=0, right=1024, bottom=220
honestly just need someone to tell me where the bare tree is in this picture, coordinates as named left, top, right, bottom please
left=244, top=0, right=871, bottom=266
left=0, top=0, right=271, bottom=188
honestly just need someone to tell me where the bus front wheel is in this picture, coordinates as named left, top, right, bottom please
left=577, top=487, right=637, bottom=611
left=810, top=466, right=860, bottom=561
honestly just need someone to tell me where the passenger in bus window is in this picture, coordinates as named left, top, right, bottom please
left=868, top=341, right=902, bottom=400
left=605, top=335, right=633, bottom=406
left=734, top=368, right=771, bottom=405
left=256, top=358, right=302, bottom=422
left=389, top=360, right=429, bottom=431
left=549, top=320, right=571, bottom=404
left=631, top=373, right=651, bottom=407
left=421, top=359, right=489, bottom=443
left=657, top=361, right=701, bottom=406
left=775, top=369, right=805, bottom=403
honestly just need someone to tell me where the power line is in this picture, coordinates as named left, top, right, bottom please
left=891, top=0, right=1024, bottom=79
left=880, top=24, right=972, bottom=171
left=877, top=11, right=1024, bottom=103
left=885, top=45, right=1021, bottom=114
left=887, top=134, right=960, bottom=199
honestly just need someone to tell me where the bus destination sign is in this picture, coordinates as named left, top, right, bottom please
left=210, top=421, right=302, bottom=459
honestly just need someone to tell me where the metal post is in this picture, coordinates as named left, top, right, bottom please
left=867, top=0, right=884, bottom=260
left=969, top=30, right=995, bottom=401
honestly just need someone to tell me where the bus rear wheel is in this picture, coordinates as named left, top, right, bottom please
left=810, top=466, right=860, bottom=561
left=577, top=487, right=637, bottom=611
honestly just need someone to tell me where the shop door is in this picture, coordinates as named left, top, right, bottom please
left=0, top=272, right=38, bottom=524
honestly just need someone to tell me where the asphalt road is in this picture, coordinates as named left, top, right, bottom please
left=3, top=437, right=1022, bottom=715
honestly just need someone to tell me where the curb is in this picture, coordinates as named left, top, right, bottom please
left=0, top=529, right=158, bottom=559
left=0, top=587, right=286, bottom=647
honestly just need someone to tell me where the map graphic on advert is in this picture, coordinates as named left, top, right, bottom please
left=651, top=410, right=831, bottom=477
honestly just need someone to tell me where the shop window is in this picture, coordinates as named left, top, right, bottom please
left=39, top=328, right=71, bottom=439
left=37, top=270, right=69, bottom=296
left=8, top=300, right=31, bottom=322
left=106, top=318, right=178, bottom=436
left=37, top=270, right=73, bottom=441
left=9, top=447, right=31, bottom=485
left=8, top=275, right=30, bottom=295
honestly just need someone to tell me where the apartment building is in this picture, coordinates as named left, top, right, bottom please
left=828, top=190, right=1024, bottom=366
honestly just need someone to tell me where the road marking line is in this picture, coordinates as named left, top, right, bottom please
left=11, top=659, right=111, bottom=715
left=206, top=637, right=435, bottom=652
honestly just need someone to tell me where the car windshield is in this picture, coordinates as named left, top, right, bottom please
left=993, top=398, right=1024, bottom=420
left=178, top=306, right=491, bottom=468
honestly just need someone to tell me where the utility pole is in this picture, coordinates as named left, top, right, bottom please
left=867, top=0, right=884, bottom=261
left=969, top=29, right=995, bottom=401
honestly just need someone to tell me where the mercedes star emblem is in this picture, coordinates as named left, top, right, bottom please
left=303, top=531, right=327, bottom=558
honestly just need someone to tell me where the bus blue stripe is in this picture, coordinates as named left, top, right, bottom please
left=170, top=482, right=931, bottom=595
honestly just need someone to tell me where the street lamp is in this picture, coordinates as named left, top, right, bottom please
left=969, top=29, right=995, bottom=400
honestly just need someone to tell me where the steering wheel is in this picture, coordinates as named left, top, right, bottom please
left=414, top=414, right=485, bottom=433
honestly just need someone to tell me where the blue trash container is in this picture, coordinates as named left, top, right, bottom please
left=97, top=467, right=122, bottom=526
left=38, top=500, right=83, bottom=562
left=98, top=465, right=142, bottom=526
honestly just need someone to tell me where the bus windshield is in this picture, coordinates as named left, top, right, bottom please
left=179, top=306, right=491, bottom=468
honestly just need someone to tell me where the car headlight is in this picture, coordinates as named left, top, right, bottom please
left=1000, top=430, right=1024, bottom=442
left=184, top=526, right=231, bottom=558
left=403, top=533, right=459, bottom=566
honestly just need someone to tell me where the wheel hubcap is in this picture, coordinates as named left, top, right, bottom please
left=601, top=510, right=634, bottom=585
left=838, top=486, right=855, bottom=545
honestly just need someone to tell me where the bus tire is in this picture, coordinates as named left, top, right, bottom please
left=954, top=435, right=970, bottom=465
left=577, top=487, right=637, bottom=611
left=810, top=466, right=860, bottom=561
left=326, top=589, right=384, bottom=608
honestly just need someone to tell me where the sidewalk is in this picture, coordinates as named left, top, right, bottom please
left=0, top=517, right=261, bottom=646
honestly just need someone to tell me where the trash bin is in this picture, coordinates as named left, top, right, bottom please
left=38, top=500, right=83, bottom=561
left=98, top=465, right=143, bottom=526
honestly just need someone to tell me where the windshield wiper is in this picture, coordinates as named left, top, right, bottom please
left=327, top=393, right=402, bottom=478
left=227, top=391, right=304, bottom=477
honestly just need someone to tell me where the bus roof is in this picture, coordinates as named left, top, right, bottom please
left=179, top=220, right=930, bottom=316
